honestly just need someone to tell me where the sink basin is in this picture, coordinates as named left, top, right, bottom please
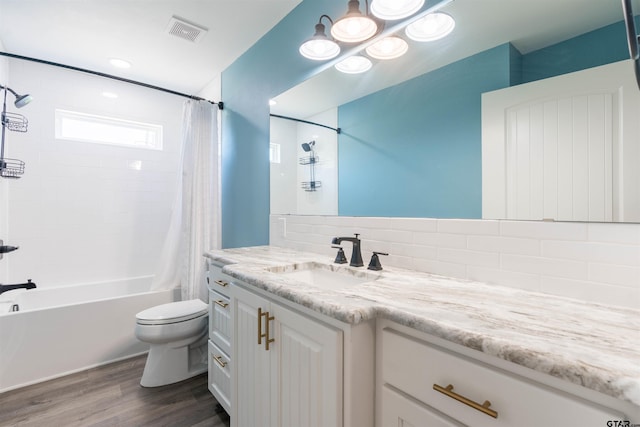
left=266, top=262, right=380, bottom=290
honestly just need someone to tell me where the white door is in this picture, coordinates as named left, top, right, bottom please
left=272, top=303, right=343, bottom=427
left=483, top=60, right=640, bottom=222
left=232, top=286, right=272, bottom=427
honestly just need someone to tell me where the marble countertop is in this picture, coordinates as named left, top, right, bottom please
left=205, top=245, right=640, bottom=407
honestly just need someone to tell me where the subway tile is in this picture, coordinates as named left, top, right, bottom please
left=413, top=232, right=466, bottom=249
left=501, top=253, right=587, bottom=280
left=466, top=235, right=540, bottom=256
left=500, top=220, right=588, bottom=241
left=365, top=228, right=413, bottom=244
left=390, top=243, right=437, bottom=260
left=437, top=218, right=500, bottom=235
left=412, top=258, right=467, bottom=280
left=466, top=266, right=541, bottom=292
left=542, top=240, right=640, bottom=266
left=539, top=277, right=639, bottom=308
left=438, top=248, right=500, bottom=268
left=587, top=222, right=640, bottom=245
left=588, top=263, right=640, bottom=288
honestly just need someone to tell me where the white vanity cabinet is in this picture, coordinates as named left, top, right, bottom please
left=376, top=320, right=626, bottom=427
left=229, top=282, right=343, bottom=427
left=206, top=260, right=234, bottom=415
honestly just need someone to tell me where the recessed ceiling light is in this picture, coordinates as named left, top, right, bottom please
left=102, top=91, right=118, bottom=99
left=269, top=99, right=277, bottom=106
left=109, top=58, right=131, bottom=69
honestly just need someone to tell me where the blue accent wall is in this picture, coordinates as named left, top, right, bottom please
left=221, top=2, right=633, bottom=246
left=338, top=44, right=513, bottom=218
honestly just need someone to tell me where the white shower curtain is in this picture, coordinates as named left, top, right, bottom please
left=152, top=99, right=220, bottom=302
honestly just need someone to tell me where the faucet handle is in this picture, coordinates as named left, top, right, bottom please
left=368, top=251, right=388, bottom=271
left=332, top=245, right=348, bottom=264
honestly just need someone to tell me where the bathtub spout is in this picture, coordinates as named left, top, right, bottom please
left=0, top=279, right=36, bottom=295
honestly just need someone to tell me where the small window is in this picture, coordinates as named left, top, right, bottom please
left=270, top=142, right=281, bottom=163
left=55, top=109, right=163, bottom=150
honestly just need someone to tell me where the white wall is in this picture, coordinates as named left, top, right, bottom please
left=270, top=108, right=338, bottom=216
left=270, top=215, right=640, bottom=309
left=2, top=59, right=183, bottom=287
left=0, top=40, right=8, bottom=283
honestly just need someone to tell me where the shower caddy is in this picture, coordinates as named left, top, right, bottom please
left=0, top=86, right=28, bottom=178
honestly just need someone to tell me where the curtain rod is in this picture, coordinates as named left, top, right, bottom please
left=270, top=113, right=341, bottom=134
left=0, top=51, right=223, bottom=110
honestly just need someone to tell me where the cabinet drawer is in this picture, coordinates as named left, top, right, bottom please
left=209, top=289, right=232, bottom=354
left=206, top=261, right=233, bottom=297
left=208, top=340, right=231, bottom=414
left=381, top=384, right=464, bottom=427
left=381, top=327, right=622, bottom=427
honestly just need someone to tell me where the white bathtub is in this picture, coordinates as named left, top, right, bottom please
left=0, top=276, right=179, bottom=392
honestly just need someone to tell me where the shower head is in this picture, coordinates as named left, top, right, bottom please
left=301, top=140, right=316, bottom=152
left=14, top=93, right=33, bottom=108
left=0, top=85, right=33, bottom=108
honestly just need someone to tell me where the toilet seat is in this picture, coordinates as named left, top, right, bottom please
left=136, top=300, right=208, bottom=325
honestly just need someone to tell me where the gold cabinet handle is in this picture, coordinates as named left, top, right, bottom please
left=433, top=383, right=498, bottom=419
left=214, top=279, right=228, bottom=287
left=257, top=307, right=275, bottom=350
left=212, top=354, right=227, bottom=368
left=214, top=300, right=229, bottom=308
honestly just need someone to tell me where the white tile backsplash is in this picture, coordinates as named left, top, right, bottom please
left=271, top=215, right=640, bottom=308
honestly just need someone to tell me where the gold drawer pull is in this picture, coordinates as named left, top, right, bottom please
left=212, top=354, right=227, bottom=368
left=214, top=279, right=228, bottom=287
left=257, top=307, right=275, bottom=350
left=214, top=300, right=229, bottom=308
left=433, top=383, right=498, bottom=419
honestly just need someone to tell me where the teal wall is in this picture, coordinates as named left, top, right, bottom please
left=338, top=44, right=514, bottom=218
left=221, top=1, right=631, bottom=247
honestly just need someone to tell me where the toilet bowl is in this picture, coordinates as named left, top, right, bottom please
left=135, top=299, right=208, bottom=387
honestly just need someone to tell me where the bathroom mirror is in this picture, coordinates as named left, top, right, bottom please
left=270, top=0, right=639, bottom=222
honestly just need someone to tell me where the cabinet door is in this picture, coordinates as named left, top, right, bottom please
left=380, top=385, right=465, bottom=427
left=232, top=285, right=272, bottom=427
left=272, top=303, right=343, bottom=427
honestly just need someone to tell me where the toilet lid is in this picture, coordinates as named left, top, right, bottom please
left=136, top=299, right=208, bottom=325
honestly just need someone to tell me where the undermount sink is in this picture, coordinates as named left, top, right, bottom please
left=266, top=262, right=380, bottom=290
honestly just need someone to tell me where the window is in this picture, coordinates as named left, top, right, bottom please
left=55, top=109, right=163, bottom=150
left=270, top=142, right=281, bottom=163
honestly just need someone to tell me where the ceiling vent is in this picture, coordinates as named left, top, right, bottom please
left=166, top=16, right=208, bottom=43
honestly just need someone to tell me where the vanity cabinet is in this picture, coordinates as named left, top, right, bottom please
left=229, top=282, right=343, bottom=427
left=377, top=320, right=625, bottom=427
left=206, top=260, right=234, bottom=415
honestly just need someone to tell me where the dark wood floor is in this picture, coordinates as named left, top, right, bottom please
left=0, top=355, right=231, bottom=427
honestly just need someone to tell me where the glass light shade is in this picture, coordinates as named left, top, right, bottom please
left=365, top=36, right=408, bottom=60
left=299, top=22, right=341, bottom=60
left=370, top=0, right=425, bottom=20
left=299, top=38, right=341, bottom=60
left=331, top=1, right=378, bottom=43
left=405, top=12, right=455, bottom=42
left=335, top=55, right=372, bottom=74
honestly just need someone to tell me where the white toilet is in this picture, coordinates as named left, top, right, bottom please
left=135, top=299, right=209, bottom=387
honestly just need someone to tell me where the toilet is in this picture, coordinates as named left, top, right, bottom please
left=135, top=299, right=209, bottom=387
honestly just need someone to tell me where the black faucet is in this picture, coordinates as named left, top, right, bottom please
left=0, top=279, right=36, bottom=295
left=331, top=234, right=364, bottom=267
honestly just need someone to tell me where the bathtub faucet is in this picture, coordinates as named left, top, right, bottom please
left=0, top=279, right=36, bottom=295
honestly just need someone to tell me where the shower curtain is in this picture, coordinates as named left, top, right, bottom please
left=152, top=99, right=219, bottom=302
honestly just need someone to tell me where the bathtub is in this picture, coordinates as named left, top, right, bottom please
left=0, top=276, right=179, bottom=392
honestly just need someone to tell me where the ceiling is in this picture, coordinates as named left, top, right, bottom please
left=0, top=0, right=302, bottom=100
left=0, top=0, right=632, bottom=110
left=272, top=0, right=630, bottom=118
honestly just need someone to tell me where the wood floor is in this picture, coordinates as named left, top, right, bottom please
left=0, top=355, right=231, bottom=427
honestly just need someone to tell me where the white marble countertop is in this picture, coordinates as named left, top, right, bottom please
left=205, top=245, right=640, bottom=407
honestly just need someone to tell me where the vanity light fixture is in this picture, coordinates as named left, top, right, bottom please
left=405, top=12, right=455, bottom=41
left=371, top=0, right=425, bottom=20
left=330, top=0, right=378, bottom=43
left=335, top=55, right=373, bottom=74
left=299, top=15, right=341, bottom=61
left=366, top=36, right=409, bottom=60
